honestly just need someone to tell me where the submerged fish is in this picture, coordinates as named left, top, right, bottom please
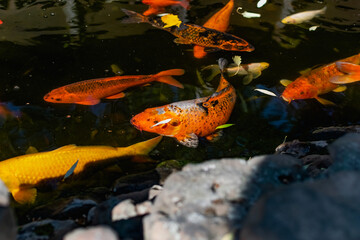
left=193, top=0, right=235, bottom=58
left=281, top=6, right=326, bottom=24
left=131, top=59, right=236, bottom=148
left=202, top=62, right=269, bottom=85
left=0, top=136, right=162, bottom=204
left=44, top=69, right=184, bottom=105
left=142, top=0, right=190, bottom=16
left=121, top=9, right=254, bottom=52
left=281, top=53, right=360, bottom=105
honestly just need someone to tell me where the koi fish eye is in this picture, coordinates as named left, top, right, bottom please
left=203, top=102, right=210, bottom=108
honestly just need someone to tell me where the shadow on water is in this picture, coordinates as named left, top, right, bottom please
left=0, top=0, right=359, bottom=226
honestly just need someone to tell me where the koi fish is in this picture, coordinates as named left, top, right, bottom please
left=281, top=53, right=360, bottom=105
left=202, top=62, right=269, bottom=85
left=131, top=59, right=236, bottom=148
left=44, top=69, right=184, bottom=105
left=193, top=0, right=234, bottom=58
left=281, top=6, right=326, bottom=24
left=142, top=0, right=189, bottom=16
left=0, top=136, right=162, bottom=204
left=121, top=9, right=254, bottom=52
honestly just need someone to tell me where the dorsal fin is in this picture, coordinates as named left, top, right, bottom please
left=53, top=144, right=77, bottom=152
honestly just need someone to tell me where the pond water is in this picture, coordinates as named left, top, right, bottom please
left=0, top=0, right=359, bottom=221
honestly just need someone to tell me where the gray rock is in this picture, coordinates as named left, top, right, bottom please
left=240, top=171, right=360, bottom=240
left=64, top=226, right=118, bottom=240
left=327, top=133, right=360, bottom=172
left=275, top=139, right=329, bottom=158
left=111, top=199, right=137, bottom=221
left=0, top=179, right=16, bottom=240
left=17, top=219, right=77, bottom=240
left=144, top=155, right=304, bottom=240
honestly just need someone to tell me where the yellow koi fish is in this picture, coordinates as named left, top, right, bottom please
left=0, top=136, right=162, bottom=204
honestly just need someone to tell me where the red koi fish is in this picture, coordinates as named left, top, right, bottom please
left=142, top=0, right=190, bottom=16
left=194, top=0, right=234, bottom=58
left=131, top=60, right=236, bottom=148
left=121, top=9, right=254, bottom=53
left=44, top=69, right=184, bottom=105
left=281, top=53, right=360, bottom=105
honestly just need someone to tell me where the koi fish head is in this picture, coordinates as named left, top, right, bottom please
left=258, top=62, right=270, bottom=71
left=44, top=88, right=77, bottom=103
left=220, top=40, right=255, bottom=52
left=281, top=16, right=297, bottom=24
left=281, top=81, right=318, bottom=103
left=131, top=106, right=182, bottom=136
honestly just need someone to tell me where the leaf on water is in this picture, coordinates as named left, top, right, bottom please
left=232, top=56, right=242, bottom=66
left=257, top=0, right=267, bottom=8
left=63, top=159, right=79, bottom=181
left=238, top=10, right=261, bottom=18
left=111, top=64, right=124, bottom=75
left=254, top=88, right=277, bottom=97
left=151, top=118, right=172, bottom=128
left=232, top=55, right=242, bottom=75
left=309, top=25, right=319, bottom=31
left=216, top=123, right=235, bottom=129
left=161, top=14, right=182, bottom=28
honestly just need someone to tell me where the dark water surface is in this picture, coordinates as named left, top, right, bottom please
left=0, top=0, right=359, bottom=220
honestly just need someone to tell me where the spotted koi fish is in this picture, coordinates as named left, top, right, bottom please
left=121, top=9, right=254, bottom=52
left=131, top=60, right=236, bottom=148
left=194, top=0, right=235, bottom=58
left=44, top=69, right=184, bottom=105
left=281, top=53, right=360, bottom=105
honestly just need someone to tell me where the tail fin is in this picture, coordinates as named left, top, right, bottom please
left=319, top=6, right=327, bottom=14
left=330, top=62, right=360, bottom=84
left=123, top=136, right=163, bottom=156
left=179, top=0, right=190, bottom=10
left=217, top=58, right=229, bottom=91
left=121, top=8, right=147, bottom=24
left=155, top=69, right=184, bottom=88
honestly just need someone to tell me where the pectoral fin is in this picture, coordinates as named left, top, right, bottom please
left=242, top=74, right=253, bottom=85
left=175, top=133, right=199, bottom=148
left=205, top=130, right=223, bottom=142
left=332, top=86, right=347, bottom=92
left=12, top=188, right=37, bottom=204
left=315, top=97, right=336, bottom=106
left=76, top=98, right=100, bottom=105
left=280, top=79, right=293, bottom=86
left=105, top=92, right=126, bottom=99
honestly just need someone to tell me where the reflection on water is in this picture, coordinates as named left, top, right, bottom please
left=0, top=0, right=359, bottom=207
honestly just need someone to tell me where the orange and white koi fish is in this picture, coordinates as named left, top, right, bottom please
left=131, top=59, right=236, bottom=148
left=281, top=6, right=326, bottom=24
left=121, top=9, right=254, bottom=53
left=142, top=0, right=189, bottom=16
left=0, top=136, right=162, bottom=204
left=281, top=53, right=360, bottom=105
left=193, top=0, right=234, bottom=58
left=44, top=69, right=184, bottom=105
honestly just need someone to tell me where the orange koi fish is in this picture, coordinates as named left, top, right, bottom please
left=142, top=0, right=190, bottom=16
left=194, top=0, right=234, bottom=58
left=0, top=136, right=162, bottom=204
left=131, top=59, right=236, bottom=148
left=44, top=69, right=184, bottom=105
left=281, top=53, right=360, bottom=105
left=121, top=9, right=254, bottom=53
